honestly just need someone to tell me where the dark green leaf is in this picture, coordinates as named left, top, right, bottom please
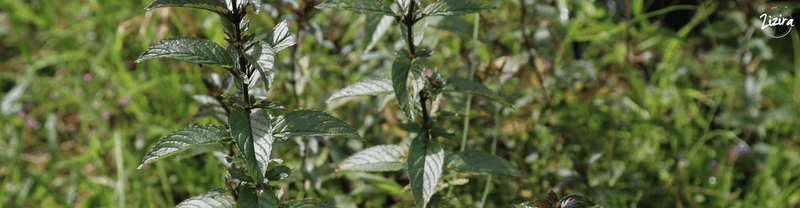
left=445, top=150, right=524, bottom=177
left=316, top=0, right=396, bottom=16
left=326, top=77, right=394, bottom=103
left=265, top=165, right=291, bottom=181
left=174, top=189, right=235, bottom=208
left=281, top=199, right=336, bottom=208
left=430, top=127, right=456, bottom=140
left=408, top=136, right=444, bottom=208
left=265, top=20, right=295, bottom=52
left=272, top=110, right=362, bottom=140
left=138, top=124, right=227, bottom=169
left=145, top=0, right=231, bottom=14
left=229, top=108, right=275, bottom=183
left=337, top=145, right=406, bottom=172
left=392, top=53, right=415, bottom=121
left=442, top=77, right=513, bottom=107
left=237, top=185, right=258, bottom=208
left=422, top=0, right=494, bottom=16
left=257, top=188, right=279, bottom=208
left=135, top=37, right=235, bottom=67
left=228, top=167, right=254, bottom=183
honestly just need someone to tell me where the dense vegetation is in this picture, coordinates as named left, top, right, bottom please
left=2, top=0, right=799, bottom=207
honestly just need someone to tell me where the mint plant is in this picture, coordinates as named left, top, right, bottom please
left=319, top=0, right=524, bottom=207
left=134, top=0, right=360, bottom=207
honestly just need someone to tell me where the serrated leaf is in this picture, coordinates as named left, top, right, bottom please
left=145, top=0, right=231, bottom=14
left=136, top=37, right=235, bottom=67
left=265, top=165, right=291, bottom=181
left=174, top=189, right=235, bottom=208
left=337, top=145, right=406, bottom=172
left=248, top=0, right=261, bottom=14
left=271, top=110, right=362, bottom=140
left=422, top=0, right=494, bottom=16
left=265, top=20, right=295, bottom=52
left=281, top=199, right=336, bottom=208
left=445, top=150, right=524, bottom=177
left=442, top=77, right=512, bottom=107
left=245, top=42, right=276, bottom=93
left=138, top=124, right=227, bottom=169
left=229, top=108, right=274, bottom=183
left=316, top=0, right=395, bottom=16
left=392, top=53, right=415, bottom=121
left=408, top=136, right=444, bottom=208
left=363, top=15, right=394, bottom=52
left=326, top=77, right=394, bottom=103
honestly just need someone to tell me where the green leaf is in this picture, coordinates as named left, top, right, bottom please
left=229, top=108, right=275, bottom=183
left=265, top=165, right=291, bottom=181
left=136, top=37, right=235, bottom=67
left=422, top=0, right=494, bottom=16
left=145, top=0, right=231, bottom=14
left=174, top=189, right=235, bottom=208
left=237, top=185, right=258, bottom=208
left=408, top=136, right=444, bottom=208
left=316, top=0, right=395, bottom=16
left=445, top=150, right=524, bottom=177
left=257, top=188, right=279, bottom=208
left=337, top=145, right=406, bottom=172
left=228, top=167, right=255, bottom=183
left=326, top=77, right=394, bottom=103
left=272, top=110, right=362, bottom=140
left=265, top=20, right=295, bottom=53
left=392, top=53, right=415, bottom=121
left=245, top=42, right=276, bottom=92
left=281, top=199, right=336, bottom=208
left=363, top=15, right=394, bottom=52
left=138, top=124, right=227, bottom=169
left=441, top=77, right=512, bottom=107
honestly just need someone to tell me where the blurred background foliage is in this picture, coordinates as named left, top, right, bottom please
left=2, top=0, right=800, bottom=207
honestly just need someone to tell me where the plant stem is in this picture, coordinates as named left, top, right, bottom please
left=447, top=12, right=481, bottom=198
left=479, top=96, right=502, bottom=208
left=405, top=0, right=417, bottom=57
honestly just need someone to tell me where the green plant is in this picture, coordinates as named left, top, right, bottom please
left=318, top=0, right=525, bottom=207
left=134, top=0, right=361, bottom=207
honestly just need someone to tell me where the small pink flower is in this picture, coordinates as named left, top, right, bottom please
left=26, top=119, right=38, bottom=128
left=16, top=111, right=25, bottom=118
left=106, top=83, right=113, bottom=90
left=119, top=96, right=130, bottom=106
left=83, top=73, right=93, bottom=82
left=425, top=69, right=433, bottom=76
left=101, top=111, right=110, bottom=120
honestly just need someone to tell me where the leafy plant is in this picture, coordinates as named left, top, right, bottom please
left=319, top=0, right=525, bottom=207
left=135, top=0, right=360, bottom=207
